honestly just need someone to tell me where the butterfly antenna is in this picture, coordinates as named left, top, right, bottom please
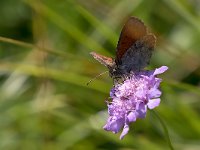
left=86, top=71, right=109, bottom=85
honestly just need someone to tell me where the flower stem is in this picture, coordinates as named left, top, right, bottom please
left=151, top=110, right=174, bottom=150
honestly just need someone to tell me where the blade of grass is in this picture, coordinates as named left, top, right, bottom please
left=23, top=0, right=109, bottom=55
left=0, top=61, right=110, bottom=93
left=75, top=5, right=118, bottom=46
left=163, top=0, right=200, bottom=34
left=165, top=79, right=200, bottom=97
left=0, top=36, right=69, bottom=58
left=151, top=110, right=174, bottom=150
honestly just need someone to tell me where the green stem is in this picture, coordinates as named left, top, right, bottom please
left=0, top=36, right=68, bottom=58
left=151, top=110, right=174, bottom=150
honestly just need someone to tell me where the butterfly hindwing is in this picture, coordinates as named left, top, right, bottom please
left=119, top=34, right=156, bottom=72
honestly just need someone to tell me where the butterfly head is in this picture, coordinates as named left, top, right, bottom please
left=108, top=62, right=126, bottom=79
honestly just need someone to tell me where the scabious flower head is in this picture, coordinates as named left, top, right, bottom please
left=103, top=66, right=168, bottom=139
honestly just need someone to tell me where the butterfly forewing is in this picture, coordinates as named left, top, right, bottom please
left=116, top=17, right=147, bottom=62
left=90, top=52, right=114, bottom=68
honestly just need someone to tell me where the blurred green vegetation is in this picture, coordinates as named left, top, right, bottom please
left=0, top=0, right=200, bottom=149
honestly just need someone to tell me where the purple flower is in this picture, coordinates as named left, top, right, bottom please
left=103, top=66, right=168, bottom=139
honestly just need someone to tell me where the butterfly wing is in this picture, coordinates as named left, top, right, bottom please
left=119, top=34, right=156, bottom=72
left=90, top=17, right=156, bottom=78
left=90, top=52, right=114, bottom=68
left=116, top=17, right=148, bottom=63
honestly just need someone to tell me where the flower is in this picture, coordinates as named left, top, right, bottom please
left=103, top=66, right=168, bottom=139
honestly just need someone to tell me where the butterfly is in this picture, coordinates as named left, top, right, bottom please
left=90, top=17, right=156, bottom=79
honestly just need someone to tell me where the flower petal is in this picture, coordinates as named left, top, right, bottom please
left=153, top=66, right=168, bottom=75
left=120, top=124, right=129, bottom=140
left=136, top=102, right=147, bottom=118
left=110, top=88, right=115, bottom=98
left=147, top=98, right=160, bottom=109
left=103, top=117, right=124, bottom=133
left=127, top=111, right=136, bottom=122
left=148, top=88, right=161, bottom=98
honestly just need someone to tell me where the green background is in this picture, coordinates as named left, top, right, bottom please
left=0, top=0, right=200, bottom=149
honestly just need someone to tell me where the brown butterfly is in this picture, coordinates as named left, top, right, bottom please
left=90, top=17, right=156, bottom=79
